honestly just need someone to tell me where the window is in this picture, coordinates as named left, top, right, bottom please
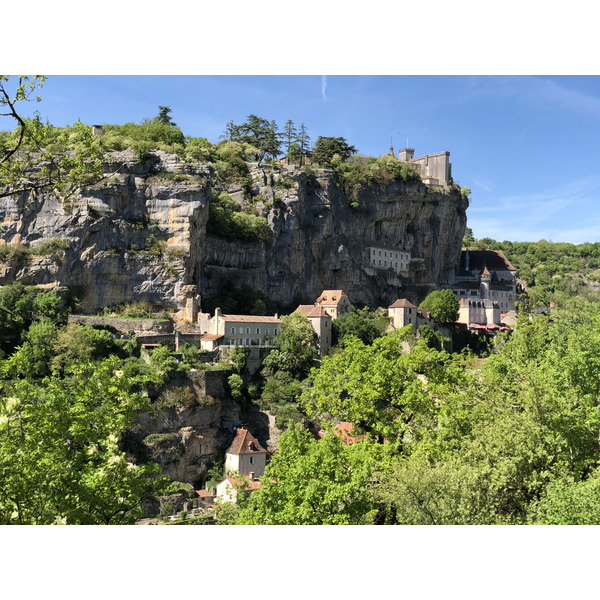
left=395, top=262, right=398, bottom=268
left=249, top=456, right=255, bottom=464
left=231, top=327, right=236, bottom=334
left=246, top=327, right=250, bottom=334
left=265, top=328, right=270, bottom=335
left=379, top=260, right=381, bottom=266
left=384, top=251, right=387, bottom=257
left=379, top=250, right=381, bottom=256
left=384, top=261, right=387, bottom=266
left=256, top=338, right=260, bottom=344
left=274, top=328, right=278, bottom=335
left=256, top=327, right=260, bottom=334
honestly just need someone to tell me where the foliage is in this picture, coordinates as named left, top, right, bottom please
left=419, top=289, right=459, bottom=324
left=277, top=313, right=318, bottom=378
left=207, top=191, right=271, bottom=243
left=468, top=236, right=600, bottom=306
left=312, top=136, right=357, bottom=166
left=332, top=306, right=386, bottom=347
left=0, top=358, right=169, bottom=524
left=1, top=94, right=105, bottom=201
left=222, top=114, right=281, bottom=164
left=331, top=154, right=419, bottom=206
left=234, top=424, right=379, bottom=524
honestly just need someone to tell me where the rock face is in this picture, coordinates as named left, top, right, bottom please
left=0, top=150, right=469, bottom=311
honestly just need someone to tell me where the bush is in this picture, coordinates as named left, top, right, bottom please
left=207, top=192, right=271, bottom=243
left=33, top=238, right=70, bottom=261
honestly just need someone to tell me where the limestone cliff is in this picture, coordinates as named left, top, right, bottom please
left=0, top=149, right=468, bottom=311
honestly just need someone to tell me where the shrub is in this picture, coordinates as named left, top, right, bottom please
left=33, top=238, right=70, bottom=261
left=207, top=192, right=271, bottom=243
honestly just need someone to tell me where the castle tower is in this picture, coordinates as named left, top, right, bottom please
left=398, top=148, right=415, bottom=162
left=480, top=265, right=491, bottom=298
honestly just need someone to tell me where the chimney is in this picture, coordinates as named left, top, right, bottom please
left=215, top=307, right=221, bottom=318
left=249, top=472, right=255, bottom=480
left=175, top=330, right=180, bottom=351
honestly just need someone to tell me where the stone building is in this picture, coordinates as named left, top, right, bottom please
left=314, top=290, right=352, bottom=319
left=224, top=427, right=268, bottom=478
left=397, top=148, right=452, bottom=187
left=363, top=241, right=411, bottom=275
left=388, top=298, right=434, bottom=333
left=198, top=308, right=281, bottom=346
left=451, top=250, right=517, bottom=328
left=293, top=304, right=333, bottom=356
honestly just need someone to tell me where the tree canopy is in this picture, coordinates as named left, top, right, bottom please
left=419, top=289, right=459, bottom=324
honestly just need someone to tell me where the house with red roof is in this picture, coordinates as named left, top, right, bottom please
left=215, top=476, right=262, bottom=503
left=224, top=427, right=268, bottom=478
left=388, top=298, right=434, bottom=333
left=314, top=290, right=352, bottom=319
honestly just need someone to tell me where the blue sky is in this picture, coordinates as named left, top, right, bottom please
left=9, top=74, right=600, bottom=245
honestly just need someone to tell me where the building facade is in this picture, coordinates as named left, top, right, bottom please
left=363, top=242, right=411, bottom=275
left=451, top=250, right=517, bottom=327
left=388, top=298, right=434, bottom=333
left=224, top=428, right=268, bottom=478
left=397, top=148, right=452, bottom=187
left=314, top=290, right=352, bottom=319
left=198, top=308, right=281, bottom=346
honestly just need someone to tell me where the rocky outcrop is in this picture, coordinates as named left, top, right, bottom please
left=0, top=150, right=468, bottom=312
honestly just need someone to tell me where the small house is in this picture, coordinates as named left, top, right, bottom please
left=224, top=427, right=267, bottom=478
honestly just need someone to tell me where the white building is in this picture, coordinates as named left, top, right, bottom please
left=314, top=290, right=352, bottom=319
left=363, top=242, right=411, bottom=275
left=224, top=427, right=268, bottom=478
left=388, top=298, right=434, bottom=334
left=451, top=250, right=517, bottom=328
left=198, top=308, right=281, bottom=346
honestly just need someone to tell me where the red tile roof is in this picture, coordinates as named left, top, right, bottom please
left=294, top=304, right=331, bottom=318
left=200, top=334, right=224, bottom=341
left=220, top=476, right=262, bottom=491
left=315, top=290, right=349, bottom=305
left=220, top=315, right=281, bottom=323
left=388, top=298, right=417, bottom=309
left=225, top=428, right=267, bottom=455
left=319, top=422, right=365, bottom=445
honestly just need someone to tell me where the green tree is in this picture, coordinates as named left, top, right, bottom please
left=332, top=306, right=384, bottom=347
left=156, top=105, right=176, bottom=126
left=0, top=76, right=45, bottom=165
left=419, top=289, right=459, bottom=324
left=0, top=358, right=168, bottom=524
left=234, top=424, right=379, bottom=524
left=32, top=290, right=68, bottom=324
left=298, top=123, right=310, bottom=165
left=277, top=313, right=317, bottom=378
left=282, top=119, right=297, bottom=155
left=312, top=136, right=357, bottom=166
